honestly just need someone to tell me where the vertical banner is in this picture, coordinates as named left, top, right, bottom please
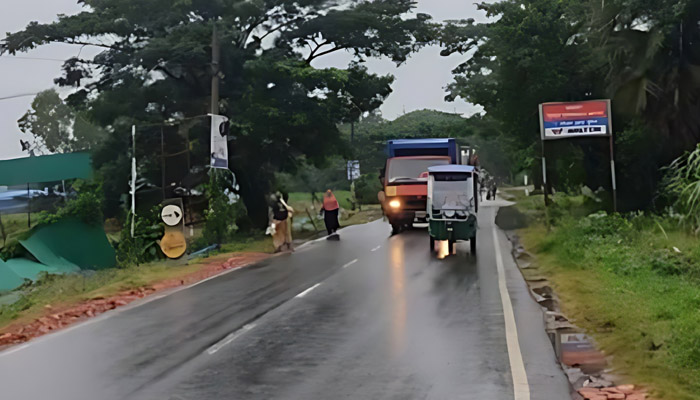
left=210, top=114, right=229, bottom=169
left=347, top=160, right=360, bottom=181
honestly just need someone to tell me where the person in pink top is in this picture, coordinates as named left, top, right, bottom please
left=321, top=189, right=340, bottom=236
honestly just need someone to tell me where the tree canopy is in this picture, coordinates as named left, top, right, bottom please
left=5, top=0, right=437, bottom=226
left=441, top=0, right=700, bottom=209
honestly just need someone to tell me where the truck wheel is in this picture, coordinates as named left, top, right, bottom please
left=470, top=235, right=477, bottom=255
left=449, top=239, right=455, bottom=255
left=430, top=237, right=435, bottom=252
left=391, top=223, right=401, bottom=235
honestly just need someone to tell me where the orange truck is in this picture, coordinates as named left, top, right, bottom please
left=379, top=139, right=459, bottom=234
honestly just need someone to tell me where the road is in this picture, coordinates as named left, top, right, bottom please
left=0, top=201, right=570, bottom=400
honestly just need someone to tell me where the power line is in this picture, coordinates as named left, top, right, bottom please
left=0, top=93, right=40, bottom=101
left=0, top=55, right=67, bottom=62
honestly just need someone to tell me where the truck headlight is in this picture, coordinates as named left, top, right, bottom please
left=389, top=199, right=401, bottom=209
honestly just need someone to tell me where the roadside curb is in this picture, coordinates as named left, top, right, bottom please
left=503, top=229, right=649, bottom=400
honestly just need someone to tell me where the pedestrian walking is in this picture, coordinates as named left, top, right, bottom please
left=268, top=192, right=294, bottom=252
left=489, top=179, right=498, bottom=200
left=320, top=189, right=340, bottom=238
left=479, top=176, right=486, bottom=202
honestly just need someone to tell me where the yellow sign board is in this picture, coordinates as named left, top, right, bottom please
left=160, top=231, right=187, bottom=259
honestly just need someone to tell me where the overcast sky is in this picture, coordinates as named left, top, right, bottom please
left=0, top=0, right=490, bottom=160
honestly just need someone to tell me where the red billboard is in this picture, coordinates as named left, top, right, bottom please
left=539, top=100, right=611, bottom=140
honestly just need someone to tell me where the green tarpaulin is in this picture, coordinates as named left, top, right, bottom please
left=0, top=219, right=115, bottom=292
left=19, top=219, right=116, bottom=271
left=0, top=261, right=25, bottom=292
left=3, top=257, right=78, bottom=281
left=0, top=152, right=92, bottom=186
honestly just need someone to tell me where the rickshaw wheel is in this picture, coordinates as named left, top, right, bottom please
left=391, top=223, right=401, bottom=235
left=470, top=234, right=477, bottom=255
left=449, top=239, right=455, bottom=254
left=429, top=236, right=435, bottom=252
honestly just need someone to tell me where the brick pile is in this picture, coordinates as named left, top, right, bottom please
left=578, top=385, right=647, bottom=399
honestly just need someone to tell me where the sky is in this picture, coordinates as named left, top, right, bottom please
left=0, top=0, right=490, bottom=160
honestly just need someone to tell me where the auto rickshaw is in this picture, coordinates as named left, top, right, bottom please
left=427, top=165, right=478, bottom=255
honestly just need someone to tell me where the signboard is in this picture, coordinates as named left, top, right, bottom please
left=161, top=198, right=186, bottom=259
left=161, top=204, right=183, bottom=226
left=160, top=231, right=187, bottom=259
left=540, top=100, right=611, bottom=140
left=210, top=114, right=229, bottom=169
left=347, top=160, right=360, bottom=181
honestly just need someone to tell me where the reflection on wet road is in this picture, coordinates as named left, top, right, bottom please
left=0, top=203, right=570, bottom=400
left=389, top=237, right=406, bottom=357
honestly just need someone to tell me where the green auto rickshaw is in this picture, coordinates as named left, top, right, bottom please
left=427, top=165, right=478, bottom=255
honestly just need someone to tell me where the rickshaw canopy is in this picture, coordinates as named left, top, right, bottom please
left=428, top=165, right=476, bottom=174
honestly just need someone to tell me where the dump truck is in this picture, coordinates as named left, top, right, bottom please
left=379, top=138, right=459, bottom=234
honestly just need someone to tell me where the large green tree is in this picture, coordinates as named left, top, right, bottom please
left=18, top=89, right=107, bottom=154
left=440, top=0, right=610, bottom=192
left=441, top=0, right=700, bottom=209
left=4, top=0, right=436, bottom=226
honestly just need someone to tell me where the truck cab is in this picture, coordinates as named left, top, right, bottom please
left=379, top=139, right=459, bottom=234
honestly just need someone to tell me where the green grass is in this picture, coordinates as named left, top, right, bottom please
left=518, top=195, right=700, bottom=399
left=0, top=213, right=39, bottom=245
left=219, top=234, right=273, bottom=253
left=287, top=192, right=382, bottom=235
left=287, top=191, right=354, bottom=212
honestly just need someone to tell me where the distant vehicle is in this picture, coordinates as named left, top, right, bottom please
left=0, top=189, right=54, bottom=213
left=379, top=138, right=459, bottom=234
left=427, top=165, right=478, bottom=255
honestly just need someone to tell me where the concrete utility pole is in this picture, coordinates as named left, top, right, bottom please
left=211, top=23, right=220, bottom=115
left=351, top=121, right=355, bottom=143
left=131, top=125, right=136, bottom=238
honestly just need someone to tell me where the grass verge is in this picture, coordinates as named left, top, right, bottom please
left=515, top=191, right=700, bottom=399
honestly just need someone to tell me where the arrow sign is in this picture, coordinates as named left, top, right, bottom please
left=161, top=205, right=183, bottom=226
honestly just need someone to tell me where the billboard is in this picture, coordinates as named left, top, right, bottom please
left=539, top=100, right=611, bottom=140
left=210, top=114, right=229, bottom=169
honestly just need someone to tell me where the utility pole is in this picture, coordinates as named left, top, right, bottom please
left=351, top=121, right=355, bottom=143
left=211, top=23, right=220, bottom=115
left=131, top=125, right=136, bottom=238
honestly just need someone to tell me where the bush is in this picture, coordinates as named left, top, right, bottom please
left=354, top=173, right=382, bottom=204
left=36, top=180, right=104, bottom=226
left=116, top=207, right=164, bottom=267
left=661, top=144, right=700, bottom=232
left=201, top=170, right=247, bottom=245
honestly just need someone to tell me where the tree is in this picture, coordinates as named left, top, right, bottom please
left=440, top=0, right=606, bottom=188
left=4, top=0, right=437, bottom=227
left=18, top=89, right=107, bottom=154
left=18, top=89, right=74, bottom=153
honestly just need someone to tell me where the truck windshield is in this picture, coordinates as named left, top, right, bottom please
left=387, top=158, right=450, bottom=182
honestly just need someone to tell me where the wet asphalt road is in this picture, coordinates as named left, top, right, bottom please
left=0, top=201, right=569, bottom=400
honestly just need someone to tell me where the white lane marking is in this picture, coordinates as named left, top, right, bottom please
left=295, top=283, right=321, bottom=298
left=371, top=246, right=381, bottom=252
left=0, top=344, right=29, bottom=358
left=493, top=226, right=530, bottom=400
left=206, top=323, right=256, bottom=355
left=342, top=259, right=358, bottom=269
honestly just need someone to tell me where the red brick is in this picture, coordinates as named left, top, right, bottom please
left=615, top=385, right=635, bottom=395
